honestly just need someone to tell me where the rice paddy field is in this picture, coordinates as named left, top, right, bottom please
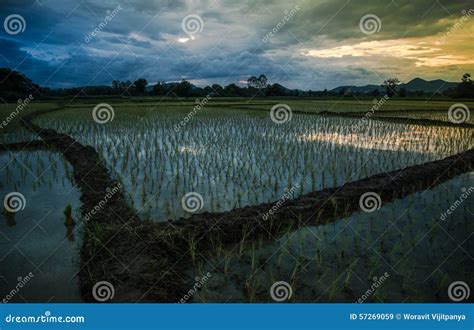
left=193, top=172, right=473, bottom=302
left=35, top=101, right=473, bottom=221
left=0, top=97, right=473, bottom=303
left=0, top=150, right=82, bottom=302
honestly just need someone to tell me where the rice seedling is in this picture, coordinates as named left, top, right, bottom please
left=192, top=172, right=473, bottom=302
left=36, top=105, right=472, bottom=221
left=2, top=99, right=472, bottom=303
left=0, top=151, right=82, bottom=302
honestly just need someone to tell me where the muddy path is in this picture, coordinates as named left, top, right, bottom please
left=11, top=107, right=474, bottom=302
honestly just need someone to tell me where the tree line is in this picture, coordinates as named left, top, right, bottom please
left=1, top=68, right=473, bottom=100
left=378, top=74, right=474, bottom=98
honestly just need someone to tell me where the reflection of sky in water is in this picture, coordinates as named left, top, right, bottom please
left=35, top=113, right=473, bottom=223
left=298, top=129, right=440, bottom=153
left=194, top=172, right=474, bottom=302
left=0, top=151, right=82, bottom=302
left=0, top=130, right=40, bottom=144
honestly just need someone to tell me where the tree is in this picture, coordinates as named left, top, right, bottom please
left=256, top=74, right=268, bottom=89
left=174, top=79, right=192, bottom=97
left=0, top=68, right=40, bottom=100
left=152, top=81, right=168, bottom=96
left=461, top=73, right=471, bottom=84
left=223, top=83, right=242, bottom=96
left=382, top=78, right=399, bottom=97
left=112, top=80, right=120, bottom=92
left=119, top=80, right=133, bottom=95
left=211, top=84, right=223, bottom=96
left=247, top=76, right=257, bottom=88
left=247, top=74, right=268, bottom=92
left=133, top=78, right=148, bottom=95
left=265, top=83, right=289, bottom=96
left=453, top=73, right=474, bottom=98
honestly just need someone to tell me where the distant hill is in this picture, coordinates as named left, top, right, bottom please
left=1, top=67, right=467, bottom=98
left=331, top=84, right=383, bottom=94
left=402, top=78, right=457, bottom=92
left=0, top=68, right=40, bottom=101
left=331, top=78, right=458, bottom=94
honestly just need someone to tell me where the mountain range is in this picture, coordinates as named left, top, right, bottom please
left=331, top=78, right=458, bottom=94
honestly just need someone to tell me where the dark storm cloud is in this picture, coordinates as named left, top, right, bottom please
left=294, top=0, right=469, bottom=40
left=0, top=0, right=472, bottom=88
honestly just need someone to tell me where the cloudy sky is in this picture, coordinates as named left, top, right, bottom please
left=0, top=0, right=473, bottom=89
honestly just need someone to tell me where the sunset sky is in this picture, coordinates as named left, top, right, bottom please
left=1, top=0, right=473, bottom=89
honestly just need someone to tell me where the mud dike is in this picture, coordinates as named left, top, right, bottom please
left=3, top=108, right=471, bottom=302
